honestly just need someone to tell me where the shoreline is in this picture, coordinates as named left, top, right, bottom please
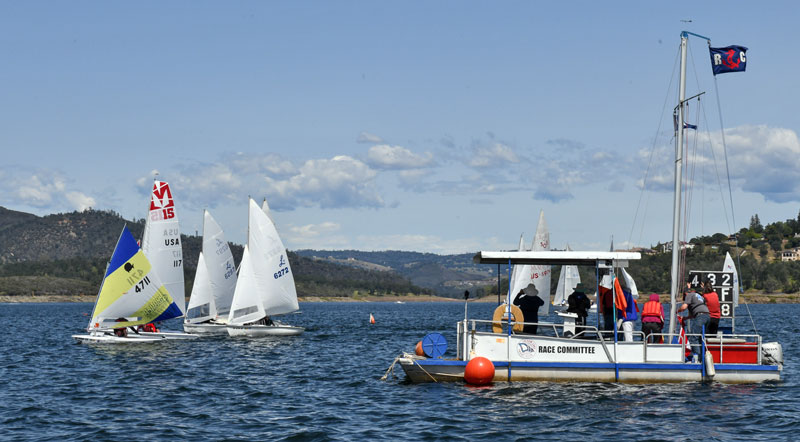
left=1, top=292, right=798, bottom=304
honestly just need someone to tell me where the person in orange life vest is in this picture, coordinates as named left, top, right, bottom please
left=598, top=286, right=615, bottom=331
left=702, top=282, right=721, bottom=335
left=641, top=293, right=665, bottom=343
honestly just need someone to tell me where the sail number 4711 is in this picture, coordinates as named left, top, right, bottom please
left=134, top=276, right=151, bottom=293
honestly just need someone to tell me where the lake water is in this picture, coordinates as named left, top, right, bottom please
left=1, top=301, right=798, bottom=441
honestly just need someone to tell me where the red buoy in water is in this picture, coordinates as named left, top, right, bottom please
left=464, top=357, right=494, bottom=385
left=415, top=341, right=425, bottom=356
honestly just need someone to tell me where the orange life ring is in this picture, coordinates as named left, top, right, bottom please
left=492, top=304, right=524, bottom=334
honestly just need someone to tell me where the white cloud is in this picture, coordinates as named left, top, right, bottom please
left=287, top=221, right=341, bottom=238
left=635, top=125, right=800, bottom=203
left=165, top=153, right=384, bottom=211
left=357, top=131, right=384, bottom=144
left=0, top=167, right=96, bottom=212
left=266, top=155, right=383, bottom=209
left=366, top=145, right=434, bottom=170
left=469, top=142, right=519, bottom=168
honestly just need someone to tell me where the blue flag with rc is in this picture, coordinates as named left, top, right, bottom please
left=709, top=45, right=747, bottom=75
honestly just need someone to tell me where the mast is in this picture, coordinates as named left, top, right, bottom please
left=668, top=33, right=689, bottom=336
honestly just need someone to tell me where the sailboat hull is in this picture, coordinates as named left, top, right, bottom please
left=137, top=331, right=199, bottom=340
left=72, top=331, right=166, bottom=344
left=226, top=324, right=304, bottom=337
left=183, top=322, right=230, bottom=335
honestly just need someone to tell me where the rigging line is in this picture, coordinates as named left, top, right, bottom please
left=692, top=41, right=734, bottom=234
left=628, top=45, right=681, bottom=247
left=699, top=100, right=733, bottom=233
left=712, top=59, right=745, bottom=292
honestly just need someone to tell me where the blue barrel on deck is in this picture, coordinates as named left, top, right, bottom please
left=421, top=333, right=447, bottom=358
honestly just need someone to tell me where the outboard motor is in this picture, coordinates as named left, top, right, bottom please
left=762, top=342, right=784, bottom=369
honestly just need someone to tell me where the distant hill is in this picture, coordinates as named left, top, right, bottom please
left=5, top=205, right=800, bottom=298
left=0, top=207, right=432, bottom=298
left=295, top=249, right=495, bottom=296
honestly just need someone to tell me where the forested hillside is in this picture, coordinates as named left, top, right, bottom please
left=3, top=205, right=800, bottom=299
left=0, top=207, right=432, bottom=298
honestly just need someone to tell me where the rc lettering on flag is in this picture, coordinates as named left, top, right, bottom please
left=709, top=45, right=747, bottom=75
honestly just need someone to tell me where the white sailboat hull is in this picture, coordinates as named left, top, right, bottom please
left=183, top=322, right=230, bottom=335
left=72, top=331, right=166, bottom=344
left=227, top=324, right=304, bottom=337
left=137, top=330, right=199, bottom=340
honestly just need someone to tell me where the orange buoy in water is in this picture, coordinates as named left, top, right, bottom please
left=369, top=313, right=375, bottom=324
left=415, top=341, right=424, bottom=356
left=464, top=357, right=495, bottom=385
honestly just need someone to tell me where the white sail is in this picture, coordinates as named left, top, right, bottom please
left=228, top=245, right=266, bottom=324
left=507, top=233, right=525, bottom=301
left=722, top=251, right=740, bottom=307
left=553, top=245, right=580, bottom=306
left=228, top=198, right=299, bottom=325
left=531, top=210, right=552, bottom=314
left=141, top=180, right=185, bottom=315
left=202, top=210, right=237, bottom=317
left=252, top=198, right=298, bottom=315
left=186, top=252, right=215, bottom=322
left=508, top=211, right=551, bottom=313
left=261, top=198, right=276, bottom=225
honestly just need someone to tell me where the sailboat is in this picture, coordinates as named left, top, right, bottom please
left=137, top=179, right=196, bottom=339
left=394, top=31, right=782, bottom=383
left=552, top=244, right=581, bottom=309
left=507, top=211, right=551, bottom=313
left=141, top=179, right=185, bottom=315
left=226, top=198, right=304, bottom=337
left=184, top=210, right=239, bottom=335
left=72, top=226, right=193, bottom=343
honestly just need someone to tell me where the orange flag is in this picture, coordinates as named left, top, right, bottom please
left=614, top=277, right=627, bottom=318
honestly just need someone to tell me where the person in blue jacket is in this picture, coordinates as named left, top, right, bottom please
left=616, top=288, right=639, bottom=341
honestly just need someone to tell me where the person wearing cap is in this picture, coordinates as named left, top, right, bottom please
left=567, top=283, right=592, bottom=327
left=677, top=285, right=710, bottom=362
left=513, top=285, right=545, bottom=334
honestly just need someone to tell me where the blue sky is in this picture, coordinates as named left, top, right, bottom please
left=2, top=2, right=799, bottom=253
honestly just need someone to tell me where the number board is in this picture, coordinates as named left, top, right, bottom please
left=688, top=270, right=734, bottom=318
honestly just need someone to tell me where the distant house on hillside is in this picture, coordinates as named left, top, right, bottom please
left=781, top=248, right=800, bottom=262
left=661, top=241, right=695, bottom=253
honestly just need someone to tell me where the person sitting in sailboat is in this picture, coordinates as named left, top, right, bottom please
left=566, top=283, right=592, bottom=327
left=247, top=316, right=274, bottom=327
left=513, top=284, right=544, bottom=335
left=113, top=318, right=128, bottom=338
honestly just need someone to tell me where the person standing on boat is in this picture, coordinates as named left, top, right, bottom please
left=514, top=284, right=544, bottom=335
left=641, top=293, right=665, bottom=343
left=677, top=287, right=710, bottom=362
left=598, top=286, right=615, bottom=331
left=702, top=282, right=721, bottom=335
left=617, top=288, right=639, bottom=341
left=567, top=283, right=592, bottom=327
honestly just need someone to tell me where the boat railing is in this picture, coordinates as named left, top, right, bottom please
left=641, top=332, right=763, bottom=364
left=458, top=318, right=609, bottom=360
